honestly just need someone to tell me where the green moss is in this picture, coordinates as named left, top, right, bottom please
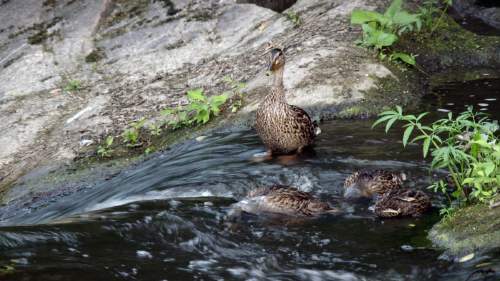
left=429, top=195, right=500, bottom=256
left=42, top=0, right=56, bottom=7
left=28, top=29, right=49, bottom=44
left=85, top=48, right=105, bottom=63
left=336, top=65, right=421, bottom=119
left=397, top=14, right=500, bottom=72
left=25, top=17, right=62, bottom=45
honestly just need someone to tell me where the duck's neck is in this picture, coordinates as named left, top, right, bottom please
left=273, top=67, right=284, bottom=88
left=269, top=67, right=286, bottom=103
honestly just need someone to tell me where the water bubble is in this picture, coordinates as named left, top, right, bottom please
left=10, top=258, right=29, bottom=265
left=136, top=250, right=153, bottom=259
left=401, top=245, right=414, bottom=252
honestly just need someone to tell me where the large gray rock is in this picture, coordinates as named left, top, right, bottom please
left=0, top=0, right=416, bottom=200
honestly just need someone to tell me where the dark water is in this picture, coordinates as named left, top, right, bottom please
left=0, top=77, right=499, bottom=280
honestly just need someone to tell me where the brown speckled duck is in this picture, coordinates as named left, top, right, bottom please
left=255, top=47, right=320, bottom=155
left=343, top=169, right=406, bottom=200
left=343, top=169, right=432, bottom=218
left=374, top=189, right=431, bottom=218
left=234, top=185, right=340, bottom=217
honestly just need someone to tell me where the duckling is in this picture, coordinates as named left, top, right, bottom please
left=255, top=47, right=320, bottom=155
left=234, top=185, right=340, bottom=217
left=343, top=169, right=406, bottom=200
left=374, top=189, right=431, bottom=218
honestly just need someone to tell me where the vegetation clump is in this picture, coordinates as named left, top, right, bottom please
left=374, top=106, right=499, bottom=216
left=351, top=0, right=454, bottom=67
left=94, top=78, right=245, bottom=159
left=85, top=48, right=105, bottom=63
left=97, top=136, right=114, bottom=158
left=161, top=88, right=228, bottom=129
left=284, top=11, right=302, bottom=27
left=63, top=79, right=82, bottom=93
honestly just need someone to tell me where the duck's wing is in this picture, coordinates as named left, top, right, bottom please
left=288, top=105, right=316, bottom=137
left=247, top=185, right=294, bottom=198
left=265, top=188, right=326, bottom=216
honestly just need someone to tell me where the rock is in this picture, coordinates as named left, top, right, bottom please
left=453, top=0, right=500, bottom=30
left=428, top=195, right=500, bottom=258
left=0, top=0, right=415, bottom=199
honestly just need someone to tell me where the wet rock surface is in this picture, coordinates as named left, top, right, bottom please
left=453, top=0, right=500, bottom=31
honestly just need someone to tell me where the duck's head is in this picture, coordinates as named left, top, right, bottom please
left=343, top=170, right=406, bottom=201
left=266, top=48, right=285, bottom=75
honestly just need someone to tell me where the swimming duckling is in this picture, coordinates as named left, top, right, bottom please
left=234, top=185, right=340, bottom=217
left=374, top=189, right=431, bottom=218
left=255, top=46, right=320, bottom=155
left=343, top=169, right=406, bottom=200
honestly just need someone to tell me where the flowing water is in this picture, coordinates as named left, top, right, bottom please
left=0, top=77, right=499, bottom=280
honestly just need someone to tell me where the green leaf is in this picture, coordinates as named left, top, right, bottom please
left=384, top=0, right=402, bottom=19
left=187, top=88, right=205, bottom=102
left=385, top=117, right=398, bottom=133
left=351, top=10, right=386, bottom=25
left=411, top=135, right=427, bottom=143
left=390, top=52, right=416, bottom=65
left=105, top=136, right=114, bottom=147
left=423, top=137, right=431, bottom=158
left=402, top=125, right=414, bottom=147
left=161, top=108, right=174, bottom=116
left=209, top=94, right=228, bottom=107
left=379, top=110, right=397, bottom=116
left=396, top=105, right=403, bottom=115
left=372, top=114, right=395, bottom=128
left=392, top=11, right=420, bottom=27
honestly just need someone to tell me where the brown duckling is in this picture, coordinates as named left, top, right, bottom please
left=343, top=169, right=406, bottom=200
left=234, top=185, right=340, bottom=217
left=255, top=47, right=320, bottom=155
left=374, top=189, right=431, bottom=218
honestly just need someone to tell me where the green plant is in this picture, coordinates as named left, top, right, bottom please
left=430, top=0, right=453, bottom=34
left=64, top=79, right=82, bottom=92
left=122, top=118, right=145, bottom=147
left=418, top=0, right=442, bottom=28
left=97, top=136, right=114, bottom=158
left=148, top=123, right=162, bottom=136
left=389, top=52, right=416, bottom=66
left=351, top=0, right=421, bottom=65
left=222, top=76, right=246, bottom=113
left=161, top=88, right=228, bottom=129
left=284, top=11, right=302, bottom=26
left=373, top=106, right=499, bottom=215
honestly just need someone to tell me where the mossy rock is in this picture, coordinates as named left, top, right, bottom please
left=429, top=195, right=500, bottom=257
left=398, top=14, right=500, bottom=73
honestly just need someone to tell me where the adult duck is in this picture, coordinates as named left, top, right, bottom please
left=255, top=47, right=320, bottom=155
left=374, top=189, right=431, bottom=218
left=343, top=169, right=406, bottom=200
left=233, top=185, right=340, bottom=217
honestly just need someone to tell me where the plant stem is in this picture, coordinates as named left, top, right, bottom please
left=430, top=2, right=449, bottom=36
